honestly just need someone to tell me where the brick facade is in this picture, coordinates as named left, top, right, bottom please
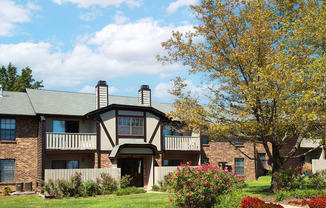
left=203, top=142, right=272, bottom=181
left=0, top=117, right=38, bottom=192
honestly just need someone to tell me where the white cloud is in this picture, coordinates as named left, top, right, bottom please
left=113, top=10, right=129, bottom=24
left=166, top=0, right=199, bottom=14
left=0, top=0, right=37, bottom=36
left=154, top=80, right=215, bottom=103
left=79, top=85, right=119, bottom=94
left=109, top=86, right=120, bottom=94
left=52, top=0, right=142, bottom=8
left=80, top=6, right=103, bottom=21
left=0, top=18, right=194, bottom=89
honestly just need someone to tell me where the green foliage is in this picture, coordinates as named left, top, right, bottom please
left=84, top=180, right=101, bottom=196
left=114, top=186, right=146, bottom=196
left=0, top=63, right=43, bottom=92
left=120, top=174, right=133, bottom=188
left=274, top=166, right=303, bottom=190
left=166, top=163, right=246, bottom=208
left=275, top=189, right=326, bottom=201
left=158, top=0, right=326, bottom=191
left=151, top=184, right=160, bottom=191
left=100, top=173, right=118, bottom=193
left=3, top=186, right=12, bottom=196
left=215, top=189, right=247, bottom=208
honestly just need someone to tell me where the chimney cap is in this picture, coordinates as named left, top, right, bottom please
left=140, top=85, right=150, bottom=90
left=97, top=80, right=107, bottom=86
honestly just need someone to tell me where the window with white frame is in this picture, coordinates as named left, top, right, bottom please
left=0, top=119, right=16, bottom=141
left=118, top=118, right=144, bottom=136
left=234, top=158, right=244, bottom=175
left=0, top=159, right=15, bottom=182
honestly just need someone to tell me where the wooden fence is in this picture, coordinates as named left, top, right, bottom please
left=44, top=168, right=121, bottom=182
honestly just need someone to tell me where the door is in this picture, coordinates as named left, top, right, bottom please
left=118, top=158, right=143, bottom=187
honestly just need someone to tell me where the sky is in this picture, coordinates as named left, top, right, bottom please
left=0, top=0, right=209, bottom=103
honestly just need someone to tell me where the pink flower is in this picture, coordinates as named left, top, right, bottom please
left=190, top=182, right=194, bottom=185
left=228, top=181, right=232, bottom=184
left=188, top=192, right=191, bottom=195
left=196, top=187, right=199, bottom=190
left=170, top=199, right=173, bottom=202
left=198, top=178, right=201, bottom=180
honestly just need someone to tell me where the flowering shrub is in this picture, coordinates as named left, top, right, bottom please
left=289, top=199, right=310, bottom=206
left=240, top=196, right=283, bottom=208
left=84, top=180, right=101, bottom=196
left=167, top=162, right=246, bottom=208
left=308, top=195, right=326, bottom=208
left=308, top=170, right=326, bottom=190
left=100, top=173, right=118, bottom=193
left=120, top=174, right=132, bottom=188
left=274, top=166, right=304, bottom=190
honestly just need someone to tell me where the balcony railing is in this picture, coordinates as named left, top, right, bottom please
left=46, top=132, right=96, bottom=150
left=164, top=136, right=200, bottom=151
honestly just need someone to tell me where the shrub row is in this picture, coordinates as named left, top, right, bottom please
left=42, top=172, right=133, bottom=198
left=275, top=189, right=326, bottom=201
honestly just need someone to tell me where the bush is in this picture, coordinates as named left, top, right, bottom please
left=100, top=173, right=118, bottom=193
left=120, top=174, right=132, bottom=188
left=3, top=187, right=12, bottom=196
left=308, top=195, right=326, bottom=208
left=308, top=170, right=326, bottom=190
left=275, top=189, right=326, bottom=201
left=114, top=186, right=146, bottom=196
left=151, top=184, right=160, bottom=191
left=167, top=162, right=246, bottom=208
left=215, top=189, right=247, bottom=208
left=240, top=196, right=284, bottom=208
left=274, top=166, right=303, bottom=190
left=84, top=180, right=101, bottom=196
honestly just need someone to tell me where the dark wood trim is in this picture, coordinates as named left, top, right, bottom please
left=115, top=110, right=119, bottom=145
left=149, top=120, right=160, bottom=144
left=200, top=132, right=203, bottom=164
left=117, top=115, right=144, bottom=118
left=97, top=116, right=115, bottom=147
left=0, top=141, right=17, bottom=144
left=46, top=150, right=96, bottom=154
left=96, top=120, right=101, bottom=168
left=0, top=114, right=36, bottom=118
left=160, top=122, right=164, bottom=165
left=41, top=116, right=46, bottom=183
left=110, top=143, right=159, bottom=159
left=118, top=135, right=145, bottom=139
left=144, top=112, right=147, bottom=142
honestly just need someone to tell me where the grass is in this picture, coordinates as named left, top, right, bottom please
left=0, top=177, right=274, bottom=208
left=243, top=176, right=275, bottom=198
left=0, top=193, right=171, bottom=208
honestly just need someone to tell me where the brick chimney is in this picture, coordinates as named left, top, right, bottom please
left=95, top=80, right=108, bottom=109
left=138, top=85, right=151, bottom=106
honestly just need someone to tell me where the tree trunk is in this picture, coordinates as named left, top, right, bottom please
left=270, top=143, right=283, bottom=192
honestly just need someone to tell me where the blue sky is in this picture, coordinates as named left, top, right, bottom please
left=0, top=0, right=209, bottom=103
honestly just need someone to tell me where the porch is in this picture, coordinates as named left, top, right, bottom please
left=163, top=136, right=200, bottom=151
left=46, top=132, right=96, bottom=150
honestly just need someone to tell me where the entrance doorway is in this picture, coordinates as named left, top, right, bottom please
left=118, top=158, right=143, bottom=187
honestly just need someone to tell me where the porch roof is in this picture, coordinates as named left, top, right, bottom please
left=109, top=140, right=159, bottom=159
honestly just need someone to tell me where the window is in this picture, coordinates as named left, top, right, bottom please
left=53, top=120, right=79, bottom=133
left=163, top=125, right=191, bottom=137
left=0, top=159, right=15, bottom=182
left=0, top=119, right=16, bottom=141
left=258, top=153, right=266, bottom=169
left=164, top=159, right=183, bottom=166
left=234, top=158, right=244, bottom=175
left=52, top=160, right=79, bottom=169
left=118, top=118, right=144, bottom=136
left=201, top=135, right=210, bottom=144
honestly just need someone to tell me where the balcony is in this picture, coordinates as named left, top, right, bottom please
left=46, top=132, right=96, bottom=150
left=164, top=136, right=200, bottom=151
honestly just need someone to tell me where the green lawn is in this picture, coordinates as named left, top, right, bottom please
left=243, top=176, right=274, bottom=198
left=0, top=193, right=171, bottom=208
left=0, top=177, right=274, bottom=208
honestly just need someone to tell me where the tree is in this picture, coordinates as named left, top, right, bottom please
left=0, top=63, right=43, bottom=92
left=157, top=0, right=326, bottom=191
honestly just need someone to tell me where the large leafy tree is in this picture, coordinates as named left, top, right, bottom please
left=158, top=0, right=326, bottom=191
left=0, top=63, right=43, bottom=92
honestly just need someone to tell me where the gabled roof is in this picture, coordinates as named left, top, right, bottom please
left=0, top=91, right=36, bottom=116
left=0, top=88, right=174, bottom=117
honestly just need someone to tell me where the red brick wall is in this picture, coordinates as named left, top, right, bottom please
left=203, top=142, right=271, bottom=181
left=0, top=117, right=38, bottom=192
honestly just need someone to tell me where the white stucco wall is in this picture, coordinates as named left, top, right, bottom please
left=100, top=110, right=116, bottom=150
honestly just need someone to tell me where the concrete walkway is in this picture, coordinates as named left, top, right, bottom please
left=279, top=204, right=307, bottom=208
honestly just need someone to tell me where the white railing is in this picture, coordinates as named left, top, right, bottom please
left=45, top=168, right=121, bottom=182
left=164, top=136, right=200, bottom=151
left=46, top=132, right=96, bottom=150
